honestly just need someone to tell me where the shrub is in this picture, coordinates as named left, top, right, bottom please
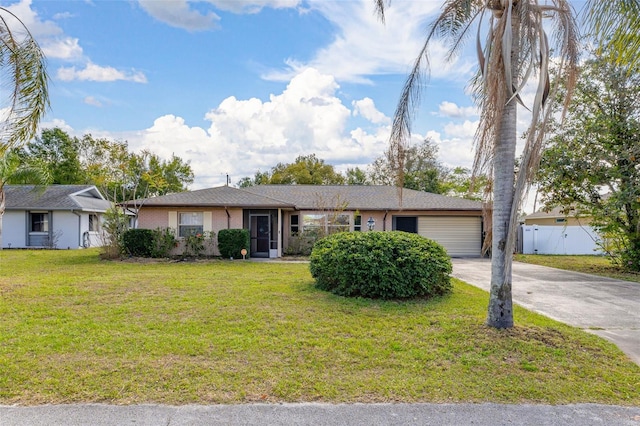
left=218, top=229, right=250, bottom=259
left=309, top=231, right=452, bottom=299
left=151, top=227, right=177, bottom=258
left=123, top=228, right=154, bottom=257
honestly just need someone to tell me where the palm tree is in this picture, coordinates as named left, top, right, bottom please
left=0, top=150, right=51, bottom=248
left=586, top=0, right=640, bottom=70
left=0, top=6, right=49, bottom=152
left=0, top=6, right=49, bottom=249
left=376, top=0, right=579, bottom=328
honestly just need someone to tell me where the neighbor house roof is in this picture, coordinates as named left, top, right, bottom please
left=128, top=185, right=293, bottom=208
left=131, top=185, right=482, bottom=212
left=5, top=185, right=112, bottom=212
left=524, top=205, right=579, bottom=220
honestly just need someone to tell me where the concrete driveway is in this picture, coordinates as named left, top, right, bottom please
left=451, top=259, right=640, bottom=365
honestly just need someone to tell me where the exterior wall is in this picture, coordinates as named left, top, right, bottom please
left=280, top=209, right=482, bottom=257
left=1, top=210, right=102, bottom=249
left=53, top=211, right=81, bottom=249
left=520, top=225, right=603, bottom=255
left=2, top=211, right=26, bottom=248
left=137, top=207, right=244, bottom=256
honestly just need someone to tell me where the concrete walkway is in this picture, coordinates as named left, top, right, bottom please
left=451, top=258, right=640, bottom=365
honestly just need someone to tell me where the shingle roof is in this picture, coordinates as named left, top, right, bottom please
left=127, top=185, right=481, bottom=211
left=242, top=185, right=482, bottom=211
left=5, top=185, right=112, bottom=212
left=130, top=185, right=293, bottom=208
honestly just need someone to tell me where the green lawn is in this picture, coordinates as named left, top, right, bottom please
left=1, top=249, right=639, bottom=405
left=515, top=254, right=640, bottom=283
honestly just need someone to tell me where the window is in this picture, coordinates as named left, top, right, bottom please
left=555, top=218, right=566, bottom=224
left=290, top=214, right=299, bottom=235
left=354, top=215, right=362, bottom=232
left=328, top=214, right=350, bottom=234
left=30, top=212, right=49, bottom=233
left=179, top=212, right=203, bottom=237
left=89, top=214, right=99, bottom=232
left=302, top=213, right=351, bottom=235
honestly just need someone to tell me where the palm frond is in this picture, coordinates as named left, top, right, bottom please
left=0, top=6, right=50, bottom=152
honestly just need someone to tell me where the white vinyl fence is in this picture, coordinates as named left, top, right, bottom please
left=519, top=225, right=604, bottom=255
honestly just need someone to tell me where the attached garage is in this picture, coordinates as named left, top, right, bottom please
left=418, top=216, right=482, bottom=257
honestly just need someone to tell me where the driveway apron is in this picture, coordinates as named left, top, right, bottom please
left=451, top=259, right=640, bottom=365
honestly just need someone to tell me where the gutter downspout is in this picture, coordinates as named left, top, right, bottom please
left=383, top=210, right=388, bottom=231
left=225, top=206, right=231, bottom=229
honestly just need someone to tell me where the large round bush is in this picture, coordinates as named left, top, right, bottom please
left=309, top=231, right=452, bottom=299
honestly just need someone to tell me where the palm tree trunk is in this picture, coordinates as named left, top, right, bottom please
left=487, top=9, right=519, bottom=329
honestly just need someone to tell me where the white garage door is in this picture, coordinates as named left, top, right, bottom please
left=418, top=216, right=482, bottom=257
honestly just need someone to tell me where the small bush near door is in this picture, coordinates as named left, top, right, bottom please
left=310, top=231, right=452, bottom=299
left=218, top=229, right=250, bottom=259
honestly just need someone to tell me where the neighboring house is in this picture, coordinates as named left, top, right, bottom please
left=130, top=185, right=483, bottom=258
left=2, top=185, right=113, bottom=249
left=519, top=206, right=602, bottom=255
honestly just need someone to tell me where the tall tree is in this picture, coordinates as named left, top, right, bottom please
left=0, top=6, right=50, bottom=248
left=536, top=53, right=640, bottom=271
left=239, top=154, right=345, bottom=186
left=376, top=1, right=579, bottom=328
left=369, top=138, right=447, bottom=194
left=585, top=0, right=640, bottom=70
left=19, top=128, right=85, bottom=184
left=0, top=7, right=49, bottom=153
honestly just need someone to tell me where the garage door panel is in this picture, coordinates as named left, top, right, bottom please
left=418, top=216, right=481, bottom=257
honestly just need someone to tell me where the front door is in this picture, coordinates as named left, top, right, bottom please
left=250, top=215, right=270, bottom=258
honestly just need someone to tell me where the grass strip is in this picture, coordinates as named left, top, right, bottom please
left=1, top=249, right=638, bottom=405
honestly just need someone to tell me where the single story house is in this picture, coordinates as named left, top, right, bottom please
left=2, top=185, right=113, bottom=249
left=131, top=185, right=483, bottom=258
left=518, top=206, right=602, bottom=255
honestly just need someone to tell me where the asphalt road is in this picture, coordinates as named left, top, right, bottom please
left=451, top=258, right=640, bottom=365
left=1, top=403, right=640, bottom=426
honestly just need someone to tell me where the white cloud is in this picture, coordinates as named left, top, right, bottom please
left=137, top=0, right=220, bottom=31
left=209, top=0, right=301, bottom=14
left=437, top=101, right=478, bottom=118
left=42, top=37, right=83, bottom=60
left=57, top=62, right=148, bottom=83
left=118, top=68, right=389, bottom=188
left=262, top=1, right=475, bottom=84
left=84, top=96, right=103, bottom=107
left=443, top=120, right=478, bottom=139
left=137, top=0, right=302, bottom=29
left=352, top=98, right=390, bottom=125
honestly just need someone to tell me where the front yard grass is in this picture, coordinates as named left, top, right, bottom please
left=1, top=249, right=639, bottom=405
left=515, top=254, right=640, bottom=283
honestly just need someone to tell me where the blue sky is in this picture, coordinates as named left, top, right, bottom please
left=5, top=0, right=587, bottom=201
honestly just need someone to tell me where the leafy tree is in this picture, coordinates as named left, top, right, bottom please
left=19, top=129, right=194, bottom=203
left=345, top=167, right=369, bottom=185
left=18, top=128, right=85, bottom=184
left=536, top=53, right=640, bottom=271
left=237, top=171, right=270, bottom=188
left=376, top=1, right=579, bottom=328
left=441, top=167, right=488, bottom=201
left=239, top=154, right=345, bottom=186
left=369, top=138, right=447, bottom=194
